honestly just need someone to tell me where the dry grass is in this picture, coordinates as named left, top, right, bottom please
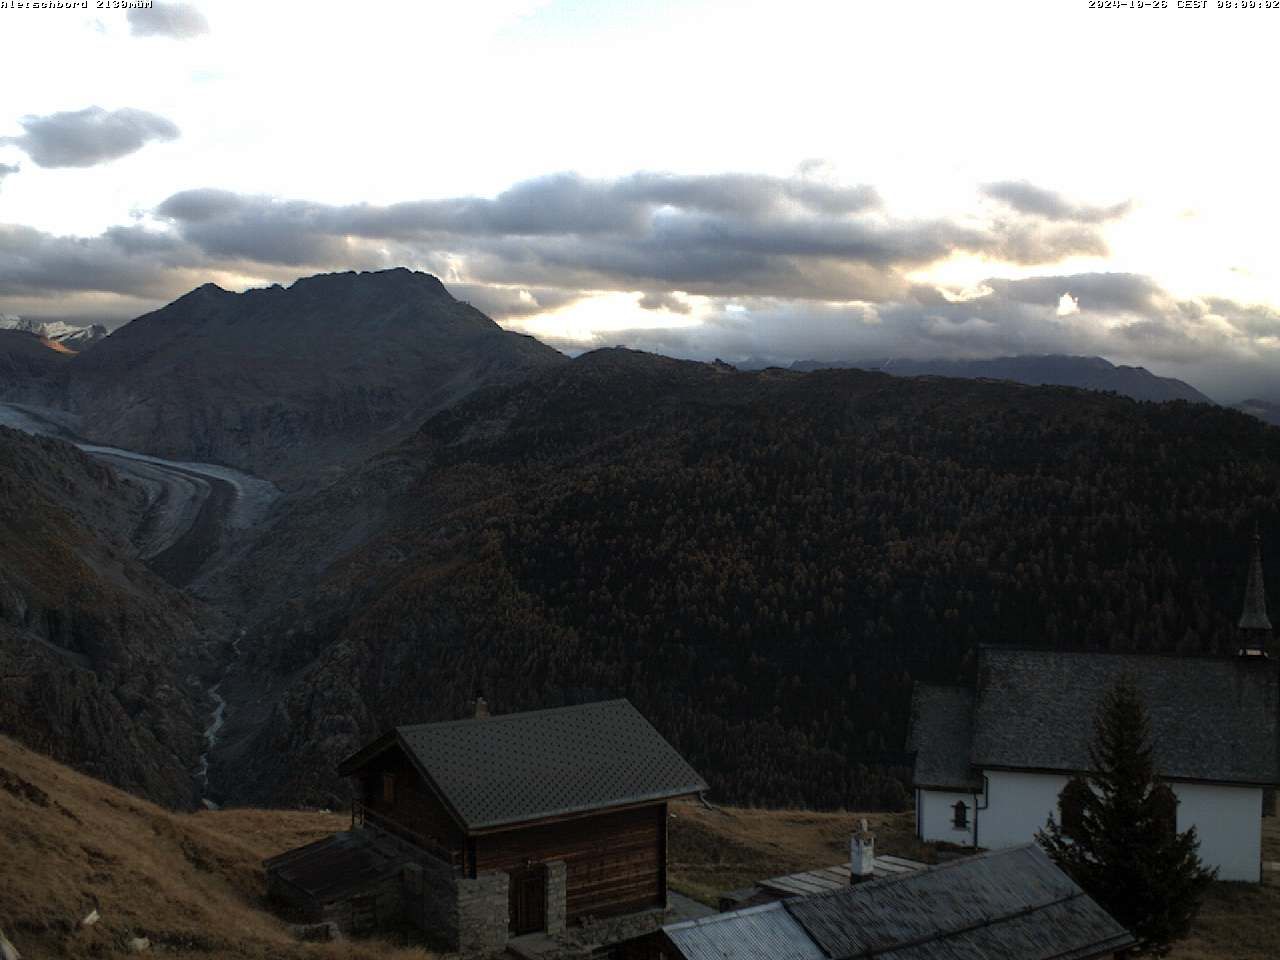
left=1168, top=818, right=1280, bottom=960
left=666, top=799, right=931, bottom=906
left=3, top=741, right=1275, bottom=959
left=0, top=735, right=437, bottom=959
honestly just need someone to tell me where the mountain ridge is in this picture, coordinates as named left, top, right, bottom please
left=774, top=354, right=1213, bottom=404
left=64, top=268, right=567, bottom=489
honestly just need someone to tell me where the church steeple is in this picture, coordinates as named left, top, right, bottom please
left=1238, top=529, right=1272, bottom=656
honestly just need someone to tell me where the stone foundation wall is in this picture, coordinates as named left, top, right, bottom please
left=545, top=860, right=567, bottom=935
left=457, top=871, right=510, bottom=956
left=573, top=906, right=667, bottom=947
left=401, top=861, right=509, bottom=956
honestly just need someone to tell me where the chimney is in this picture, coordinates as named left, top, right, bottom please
left=850, top=818, right=875, bottom=884
left=473, top=696, right=490, bottom=719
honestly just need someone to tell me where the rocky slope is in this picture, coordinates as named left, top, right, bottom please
left=0, top=316, right=109, bottom=351
left=66, top=269, right=566, bottom=489
left=212, top=350, right=1280, bottom=809
left=0, top=329, right=73, bottom=400
left=0, top=426, right=212, bottom=807
left=787, top=354, right=1213, bottom=404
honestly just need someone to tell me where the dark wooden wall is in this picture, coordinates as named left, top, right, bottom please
left=474, top=804, right=666, bottom=921
left=358, top=747, right=465, bottom=855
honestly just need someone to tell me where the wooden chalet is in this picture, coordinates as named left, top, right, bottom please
left=326, top=698, right=707, bottom=943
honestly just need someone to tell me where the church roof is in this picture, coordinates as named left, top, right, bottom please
left=907, top=685, right=981, bottom=791
left=949, top=648, right=1280, bottom=785
left=337, top=699, right=707, bottom=831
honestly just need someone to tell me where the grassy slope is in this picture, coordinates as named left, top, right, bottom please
left=666, top=798, right=1280, bottom=960
left=2, top=735, right=1273, bottom=959
left=0, top=735, right=427, bottom=959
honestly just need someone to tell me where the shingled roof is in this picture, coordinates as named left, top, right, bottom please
left=907, top=685, right=981, bottom=791
left=972, top=648, right=1280, bottom=784
left=663, top=845, right=1133, bottom=960
left=911, top=648, right=1280, bottom=789
left=338, top=699, right=707, bottom=831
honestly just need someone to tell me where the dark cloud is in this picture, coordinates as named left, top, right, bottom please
left=153, top=173, right=1103, bottom=305
left=0, top=223, right=198, bottom=298
left=984, top=273, right=1163, bottom=313
left=0, top=107, right=179, bottom=168
left=638, top=291, right=691, bottom=313
left=127, top=2, right=209, bottom=39
left=982, top=180, right=1132, bottom=223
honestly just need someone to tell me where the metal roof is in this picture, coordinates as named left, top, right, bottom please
left=664, top=902, right=826, bottom=960
left=970, top=648, right=1280, bottom=784
left=759, top=856, right=925, bottom=898
left=341, top=699, right=707, bottom=831
left=665, top=846, right=1132, bottom=960
left=907, top=685, right=981, bottom=791
left=784, top=845, right=1134, bottom=960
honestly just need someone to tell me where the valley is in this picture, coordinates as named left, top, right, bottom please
left=2, top=269, right=1278, bottom=821
left=0, top=401, right=280, bottom=586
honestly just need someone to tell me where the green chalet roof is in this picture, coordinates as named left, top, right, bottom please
left=337, top=699, right=708, bottom=831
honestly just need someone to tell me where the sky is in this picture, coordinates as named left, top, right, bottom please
left=0, top=0, right=1277, bottom=402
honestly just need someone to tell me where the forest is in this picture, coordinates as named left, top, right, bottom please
left=233, top=351, right=1280, bottom=811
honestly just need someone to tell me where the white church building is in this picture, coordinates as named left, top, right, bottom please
left=909, top=536, right=1278, bottom=883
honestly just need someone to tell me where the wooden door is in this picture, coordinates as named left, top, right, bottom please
left=508, top=863, right=546, bottom=935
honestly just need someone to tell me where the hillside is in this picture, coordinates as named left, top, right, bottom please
left=1235, top=398, right=1280, bottom=427
left=789, top=354, right=1213, bottom=404
left=211, top=349, right=1280, bottom=810
left=0, top=734, right=426, bottom=960
left=0, top=329, right=73, bottom=400
left=65, top=270, right=566, bottom=489
left=0, top=426, right=212, bottom=807
left=1, top=733, right=1272, bottom=960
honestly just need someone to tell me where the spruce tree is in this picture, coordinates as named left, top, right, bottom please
left=1037, top=673, right=1216, bottom=956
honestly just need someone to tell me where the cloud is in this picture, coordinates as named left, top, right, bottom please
left=6, top=169, right=1277, bottom=401
left=981, top=180, right=1132, bottom=224
left=127, top=2, right=209, bottom=39
left=446, top=282, right=583, bottom=319
left=0, top=162, right=17, bottom=189
left=151, top=172, right=1105, bottom=307
left=0, top=107, right=180, bottom=168
left=638, top=291, right=691, bottom=314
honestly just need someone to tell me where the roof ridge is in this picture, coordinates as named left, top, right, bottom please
left=791, top=844, right=1053, bottom=902
left=977, top=644, right=1271, bottom=664
left=395, top=697, right=632, bottom=733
